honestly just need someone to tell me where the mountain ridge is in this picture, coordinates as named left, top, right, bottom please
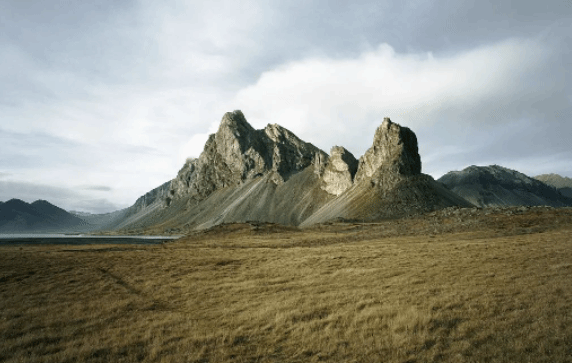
left=106, top=111, right=473, bottom=232
left=438, top=165, right=572, bottom=208
left=166, top=110, right=328, bottom=206
left=6, top=112, right=572, bottom=234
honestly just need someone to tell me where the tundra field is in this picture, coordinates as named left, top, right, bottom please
left=1, top=207, right=572, bottom=363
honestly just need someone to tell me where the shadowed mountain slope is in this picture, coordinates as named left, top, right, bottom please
left=439, top=165, right=572, bottom=208
left=110, top=112, right=472, bottom=232
left=534, top=173, right=572, bottom=199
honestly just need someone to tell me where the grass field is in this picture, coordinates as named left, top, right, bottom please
left=1, top=208, right=572, bottom=362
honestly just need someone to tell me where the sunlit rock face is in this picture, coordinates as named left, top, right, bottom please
left=321, top=146, right=358, bottom=196
left=166, top=110, right=327, bottom=205
left=355, top=117, right=421, bottom=187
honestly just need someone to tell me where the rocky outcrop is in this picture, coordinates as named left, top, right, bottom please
left=167, top=110, right=328, bottom=205
left=355, top=117, right=421, bottom=186
left=321, top=146, right=358, bottom=195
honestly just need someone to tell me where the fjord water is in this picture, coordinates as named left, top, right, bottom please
left=0, top=234, right=182, bottom=246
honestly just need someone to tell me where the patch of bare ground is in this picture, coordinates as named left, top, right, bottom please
left=1, top=207, right=572, bottom=362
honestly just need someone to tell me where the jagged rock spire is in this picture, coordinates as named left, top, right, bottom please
left=355, top=117, right=421, bottom=184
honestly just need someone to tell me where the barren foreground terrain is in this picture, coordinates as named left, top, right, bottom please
left=1, top=207, right=572, bottom=362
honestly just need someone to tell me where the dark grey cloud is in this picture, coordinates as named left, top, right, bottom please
left=229, top=1, right=571, bottom=75
left=118, top=144, right=167, bottom=156
left=233, top=35, right=571, bottom=179
left=82, top=185, right=113, bottom=192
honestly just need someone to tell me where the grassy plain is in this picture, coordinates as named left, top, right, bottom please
left=1, top=207, right=572, bottom=362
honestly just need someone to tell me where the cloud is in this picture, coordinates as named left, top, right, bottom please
left=82, top=185, right=113, bottom=192
left=179, top=133, right=211, bottom=160
left=0, top=180, right=126, bottom=214
left=177, top=119, right=223, bottom=161
left=232, top=37, right=567, bottom=172
left=0, top=127, right=177, bottom=211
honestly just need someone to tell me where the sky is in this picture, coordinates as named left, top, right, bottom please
left=1, top=0, right=571, bottom=213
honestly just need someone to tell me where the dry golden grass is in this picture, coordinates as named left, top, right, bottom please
left=1, top=208, right=572, bottom=362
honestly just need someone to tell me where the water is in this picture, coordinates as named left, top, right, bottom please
left=0, top=234, right=183, bottom=246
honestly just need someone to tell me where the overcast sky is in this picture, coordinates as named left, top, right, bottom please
left=1, top=0, right=571, bottom=213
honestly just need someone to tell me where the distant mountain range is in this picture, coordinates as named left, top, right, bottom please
left=3, top=112, right=571, bottom=234
left=0, top=199, right=89, bottom=233
left=438, top=165, right=572, bottom=208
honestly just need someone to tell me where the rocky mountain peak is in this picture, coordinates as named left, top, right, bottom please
left=167, top=111, right=327, bottom=204
left=355, top=117, right=421, bottom=184
left=219, top=110, right=253, bottom=131
left=214, top=110, right=257, bottom=158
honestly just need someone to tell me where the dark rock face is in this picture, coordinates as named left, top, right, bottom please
left=167, top=110, right=328, bottom=204
left=355, top=117, right=421, bottom=186
left=321, top=146, right=358, bottom=195
left=439, top=165, right=572, bottom=208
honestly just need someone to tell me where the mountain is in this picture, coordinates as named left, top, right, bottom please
left=299, top=117, right=473, bottom=226
left=0, top=199, right=89, bottom=233
left=438, top=165, right=572, bottom=208
left=108, top=111, right=472, bottom=232
left=534, top=174, right=572, bottom=199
